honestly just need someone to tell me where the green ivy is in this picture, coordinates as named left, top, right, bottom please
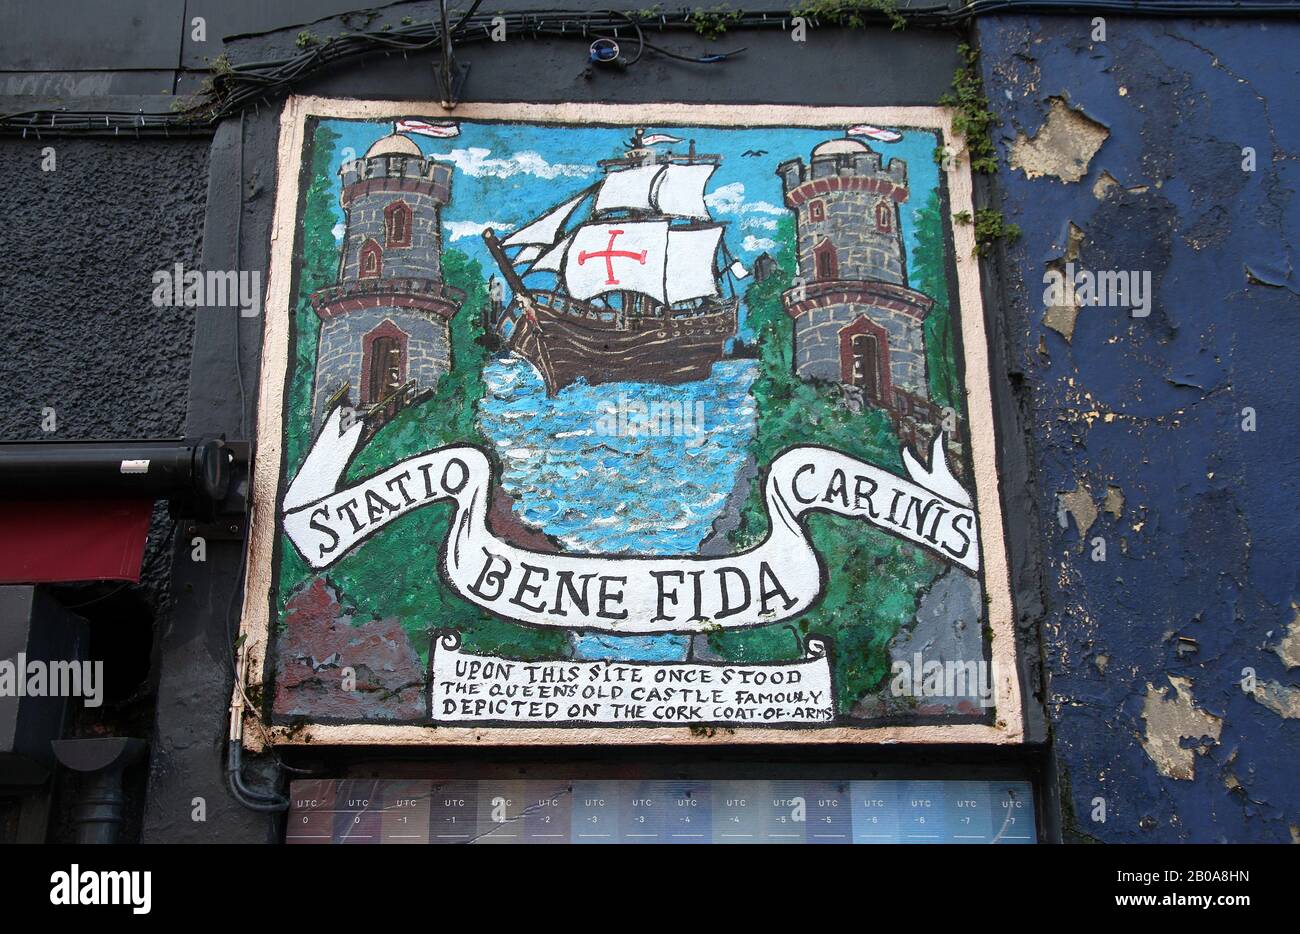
left=938, top=43, right=1001, bottom=175
left=938, top=43, right=1021, bottom=256
left=790, top=0, right=905, bottom=31
left=953, top=208, right=1022, bottom=257
left=689, top=3, right=744, bottom=39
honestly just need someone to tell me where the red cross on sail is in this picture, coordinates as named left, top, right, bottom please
left=565, top=221, right=669, bottom=303
left=577, top=229, right=648, bottom=285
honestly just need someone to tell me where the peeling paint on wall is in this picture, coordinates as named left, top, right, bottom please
left=980, top=14, right=1300, bottom=841
left=1141, top=676, right=1223, bottom=780
left=1102, top=485, right=1124, bottom=519
left=1009, top=97, right=1109, bottom=183
left=1043, top=222, right=1087, bottom=340
left=1274, top=605, right=1300, bottom=669
left=1058, top=481, right=1098, bottom=543
left=1249, top=681, right=1300, bottom=720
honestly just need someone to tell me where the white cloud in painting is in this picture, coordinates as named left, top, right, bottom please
left=444, top=220, right=515, bottom=241
left=742, top=235, right=780, bottom=252
left=705, top=182, right=785, bottom=218
left=741, top=216, right=778, bottom=231
left=429, top=147, right=595, bottom=180
left=332, top=222, right=345, bottom=241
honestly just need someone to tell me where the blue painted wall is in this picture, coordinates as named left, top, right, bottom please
left=977, top=15, right=1299, bottom=842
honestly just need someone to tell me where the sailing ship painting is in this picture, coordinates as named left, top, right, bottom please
left=249, top=103, right=1020, bottom=745
left=482, top=130, right=743, bottom=395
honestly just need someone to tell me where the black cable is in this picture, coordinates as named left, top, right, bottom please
left=228, top=740, right=290, bottom=810
left=592, top=10, right=646, bottom=66
left=642, top=37, right=747, bottom=63
left=451, top=0, right=486, bottom=34
left=7, top=2, right=1292, bottom=136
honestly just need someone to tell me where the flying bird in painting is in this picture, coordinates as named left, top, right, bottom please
left=742, top=149, right=768, bottom=157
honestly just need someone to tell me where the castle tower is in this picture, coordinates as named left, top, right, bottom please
left=311, top=132, right=464, bottom=425
left=777, top=138, right=933, bottom=411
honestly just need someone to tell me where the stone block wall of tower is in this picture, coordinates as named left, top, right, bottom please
left=789, top=294, right=928, bottom=394
left=313, top=307, right=452, bottom=419
left=337, top=157, right=452, bottom=282
left=778, top=140, right=932, bottom=403
left=780, top=145, right=910, bottom=286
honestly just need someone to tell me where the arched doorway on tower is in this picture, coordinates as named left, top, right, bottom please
left=361, top=320, right=409, bottom=405
left=839, top=315, right=891, bottom=405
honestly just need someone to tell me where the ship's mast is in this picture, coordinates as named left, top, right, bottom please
left=482, top=228, right=533, bottom=304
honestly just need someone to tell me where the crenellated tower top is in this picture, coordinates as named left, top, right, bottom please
left=778, top=137, right=912, bottom=287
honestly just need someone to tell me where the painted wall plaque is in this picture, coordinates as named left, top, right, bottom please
left=239, top=98, right=1023, bottom=746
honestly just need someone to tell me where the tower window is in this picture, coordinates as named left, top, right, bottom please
left=384, top=200, right=412, bottom=247
left=809, top=200, right=825, bottom=222
left=875, top=200, right=893, bottom=233
left=360, top=239, right=382, bottom=278
left=814, top=239, right=838, bottom=281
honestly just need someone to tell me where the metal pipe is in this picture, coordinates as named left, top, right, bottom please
left=51, top=738, right=149, bottom=845
left=0, top=438, right=232, bottom=505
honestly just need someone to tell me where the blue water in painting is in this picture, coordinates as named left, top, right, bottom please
left=477, top=356, right=759, bottom=660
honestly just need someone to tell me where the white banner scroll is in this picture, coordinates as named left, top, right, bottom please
left=430, top=631, right=835, bottom=725
left=282, top=406, right=979, bottom=635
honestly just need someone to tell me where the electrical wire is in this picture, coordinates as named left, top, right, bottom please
left=6, top=2, right=1293, bottom=136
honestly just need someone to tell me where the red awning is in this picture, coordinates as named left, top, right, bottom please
left=0, top=499, right=154, bottom=583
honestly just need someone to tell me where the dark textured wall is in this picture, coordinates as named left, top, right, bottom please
left=0, top=139, right=207, bottom=441
left=0, top=138, right=208, bottom=609
left=976, top=15, right=1300, bottom=842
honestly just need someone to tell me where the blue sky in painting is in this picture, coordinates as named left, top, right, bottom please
left=315, top=117, right=943, bottom=329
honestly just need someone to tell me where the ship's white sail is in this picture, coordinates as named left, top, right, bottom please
left=559, top=221, right=725, bottom=306
left=502, top=191, right=590, bottom=248
left=593, top=162, right=717, bottom=220
left=593, top=164, right=661, bottom=214
left=652, top=164, right=714, bottom=219
left=565, top=221, right=669, bottom=303
left=666, top=227, right=724, bottom=304
left=508, top=155, right=728, bottom=304
left=528, top=236, right=570, bottom=273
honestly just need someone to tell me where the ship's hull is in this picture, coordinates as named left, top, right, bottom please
left=501, top=292, right=738, bottom=396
